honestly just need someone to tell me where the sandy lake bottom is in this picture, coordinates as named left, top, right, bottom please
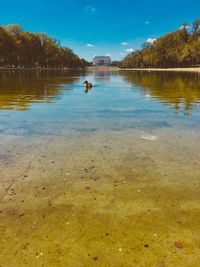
left=0, top=70, right=200, bottom=266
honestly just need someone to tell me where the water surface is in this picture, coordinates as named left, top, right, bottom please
left=0, top=69, right=200, bottom=266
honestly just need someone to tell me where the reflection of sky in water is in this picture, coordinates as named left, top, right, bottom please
left=0, top=70, right=200, bottom=135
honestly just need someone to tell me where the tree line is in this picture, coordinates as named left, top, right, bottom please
left=121, top=20, right=200, bottom=68
left=0, top=24, right=89, bottom=68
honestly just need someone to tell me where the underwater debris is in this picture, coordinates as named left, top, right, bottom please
left=141, top=135, right=157, bottom=141
left=85, top=186, right=91, bottom=190
left=156, top=262, right=166, bottom=267
left=174, top=241, right=183, bottom=249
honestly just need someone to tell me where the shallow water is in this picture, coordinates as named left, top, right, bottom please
left=0, top=69, right=200, bottom=266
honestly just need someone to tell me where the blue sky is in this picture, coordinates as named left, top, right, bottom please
left=1, top=0, right=200, bottom=61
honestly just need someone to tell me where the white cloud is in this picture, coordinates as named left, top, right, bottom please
left=121, top=42, right=129, bottom=46
left=145, top=21, right=150, bottom=24
left=106, top=53, right=111, bottom=57
left=146, top=38, right=156, bottom=44
left=120, top=52, right=125, bottom=55
left=180, top=24, right=190, bottom=30
left=126, top=48, right=134, bottom=53
left=84, top=5, right=96, bottom=13
left=86, top=43, right=94, bottom=47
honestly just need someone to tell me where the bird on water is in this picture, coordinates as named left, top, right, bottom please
left=83, top=80, right=93, bottom=89
left=83, top=80, right=93, bottom=93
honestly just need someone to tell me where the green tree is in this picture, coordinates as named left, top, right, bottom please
left=121, top=20, right=200, bottom=68
left=0, top=24, right=86, bottom=68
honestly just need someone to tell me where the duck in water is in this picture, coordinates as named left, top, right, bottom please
left=83, top=80, right=93, bottom=92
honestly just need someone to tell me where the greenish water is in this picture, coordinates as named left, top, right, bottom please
left=0, top=70, right=200, bottom=267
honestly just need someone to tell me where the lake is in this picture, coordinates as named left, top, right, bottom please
left=0, top=69, right=200, bottom=266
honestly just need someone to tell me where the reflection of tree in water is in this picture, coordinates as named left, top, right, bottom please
left=121, top=71, right=200, bottom=112
left=0, top=70, right=83, bottom=110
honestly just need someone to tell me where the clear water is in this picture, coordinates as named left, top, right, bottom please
left=0, top=69, right=200, bottom=266
left=1, top=70, right=200, bottom=134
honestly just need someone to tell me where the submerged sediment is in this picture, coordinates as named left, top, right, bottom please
left=0, top=128, right=200, bottom=266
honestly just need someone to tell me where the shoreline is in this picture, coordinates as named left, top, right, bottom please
left=1, top=66, right=200, bottom=73
left=0, top=67, right=85, bottom=71
left=119, top=67, right=200, bottom=72
left=87, top=66, right=200, bottom=72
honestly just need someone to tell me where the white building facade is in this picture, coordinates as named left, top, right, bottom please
left=93, top=56, right=112, bottom=66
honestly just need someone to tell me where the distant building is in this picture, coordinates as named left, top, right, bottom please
left=93, top=56, right=112, bottom=66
